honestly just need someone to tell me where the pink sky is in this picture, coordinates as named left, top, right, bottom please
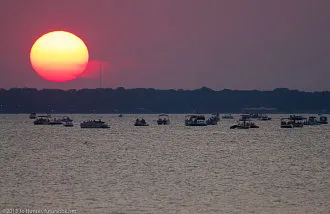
left=1, top=0, right=330, bottom=91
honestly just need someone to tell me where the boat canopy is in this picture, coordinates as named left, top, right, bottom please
left=289, top=115, right=306, bottom=120
left=186, top=115, right=205, bottom=120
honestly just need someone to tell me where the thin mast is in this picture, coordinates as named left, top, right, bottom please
left=99, top=63, right=102, bottom=88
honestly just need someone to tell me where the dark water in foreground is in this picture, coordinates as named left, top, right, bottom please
left=0, top=114, right=329, bottom=213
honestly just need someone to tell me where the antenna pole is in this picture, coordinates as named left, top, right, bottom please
left=99, top=63, right=102, bottom=88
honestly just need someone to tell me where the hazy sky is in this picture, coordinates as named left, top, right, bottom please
left=1, top=0, right=330, bottom=91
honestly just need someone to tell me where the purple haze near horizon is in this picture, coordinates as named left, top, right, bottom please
left=1, top=0, right=330, bottom=91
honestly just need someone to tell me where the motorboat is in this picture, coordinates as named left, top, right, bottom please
left=49, top=118, right=63, bottom=125
left=61, top=116, right=73, bottom=123
left=222, top=114, right=234, bottom=119
left=259, top=115, right=272, bottom=121
left=303, top=116, right=320, bottom=126
left=281, top=116, right=303, bottom=128
left=239, top=114, right=251, bottom=121
left=289, top=115, right=306, bottom=121
left=135, top=118, right=149, bottom=126
left=157, top=114, right=170, bottom=125
left=230, top=116, right=259, bottom=129
left=206, top=115, right=219, bottom=125
left=33, top=117, right=50, bottom=125
left=289, top=115, right=305, bottom=127
left=211, top=113, right=220, bottom=122
left=230, top=120, right=259, bottom=129
left=249, top=113, right=261, bottom=119
left=63, top=121, right=74, bottom=127
left=29, top=113, right=37, bottom=119
left=319, top=116, right=328, bottom=124
left=80, top=120, right=109, bottom=128
left=185, top=115, right=207, bottom=126
left=281, top=118, right=293, bottom=128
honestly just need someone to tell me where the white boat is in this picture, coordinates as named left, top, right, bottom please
left=135, top=118, right=149, bottom=126
left=80, top=120, right=109, bottom=128
left=157, top=114, right=170, bottom=125
left=281, top=118, right=293, bottom=128
left=185, top=115, right=207, bottom=126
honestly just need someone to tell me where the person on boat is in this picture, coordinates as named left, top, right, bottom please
left=141, top=118, right=146, bottom=124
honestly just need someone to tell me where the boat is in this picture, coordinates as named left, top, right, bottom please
left=61, top=116, right=73, bottom=122
left=318, top=116, right=328, bottom=124
left=289, top=115, right=306, bottom=121
left=281, top=118, right=293, bottom=128
left=63, top=121, right=74, bottom=127
left=206, top=114, right=219, bottom=125
left=289, top=115, right=304, bottom=127
left=303, top=116, right=320, bottom=126
left=185, top=115, right=207, bottom=126
left=230, top=115, right=259, bottom=129
left=280, top=116, right=304, bottom=128
left=249, top=113, right=261, bottom=119
left=49, top=118, right=63, bottom=125
left=135, top=118, right=149, bottom=126
left=259, top=115, right=272, bottom=121
left=33, top=117, right=50, bottom=125
left=222, top=114, right=234, bottom=119
left=29, top=113, right=37, bottom=119
left=230, top=120, right=259, bottom=129
left=157, top=114, right=170, bottom=125
left=80, top=120, right=109, bottom=128
left=239, top=114, right=251, bottom=121
left=118, top=114, right=123, bottom=118
left=211, top=113, right=220, bottom=122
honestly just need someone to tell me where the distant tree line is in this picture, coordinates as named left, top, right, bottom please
left=0, top=87, right=329, bottom=114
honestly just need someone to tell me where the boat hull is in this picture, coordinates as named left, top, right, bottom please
left=185, top=123, right=207, bottom=127
left=281, top=125, right=293, bottom=128
left=134, top=124, right=149, bottom=126
left=157, top=120, right=170, bottom=125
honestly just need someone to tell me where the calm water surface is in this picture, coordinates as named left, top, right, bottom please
left=0, top=114, right=329, bottom=213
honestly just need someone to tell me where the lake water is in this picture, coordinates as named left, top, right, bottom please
left=0, top=114, right=329, bottom=213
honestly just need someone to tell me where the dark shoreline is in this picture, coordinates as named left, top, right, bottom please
left=1, top=87, right=329, bottom=114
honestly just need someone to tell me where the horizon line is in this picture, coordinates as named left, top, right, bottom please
left=1, top=87, right=330, bottom=93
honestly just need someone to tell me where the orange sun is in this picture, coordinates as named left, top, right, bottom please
left=30, top=31, right=89, bottom=82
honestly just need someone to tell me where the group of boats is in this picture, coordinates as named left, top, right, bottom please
left=134, top=114, right=171, bottom=126
left=31, top=113, right=74, bottom=127
left=281, top=115, right=328, bottom=128
left=29, top=112, right=328, bottom=129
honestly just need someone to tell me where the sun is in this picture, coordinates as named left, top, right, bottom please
left=30, top=31, right=89, bottom=82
